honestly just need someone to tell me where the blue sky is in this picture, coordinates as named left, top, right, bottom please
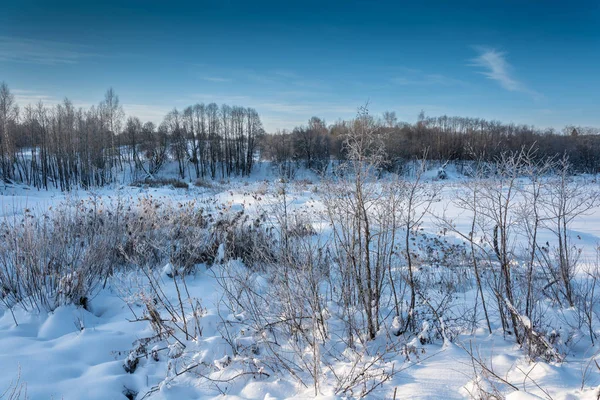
left=1, top=0, right=598, bottom=131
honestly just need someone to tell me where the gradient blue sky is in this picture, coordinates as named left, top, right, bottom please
left=1, top=0, right=598, bottom=131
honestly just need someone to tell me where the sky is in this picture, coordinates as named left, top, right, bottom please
left=0, top=0, right=599, bottom=132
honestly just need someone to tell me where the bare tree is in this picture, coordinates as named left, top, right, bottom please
left=518, top=151, right=554, bottom=318
left=322, top=106, right=390, bottom=340
left=100, top=88, right=125, bottom=172
left=476, top=150, right=528, bottom=343
left=382, top=111, right=397, bottom=128
left=541, top=155, right=600, bottom=307
left=0, top=82, right=18, bottom=182
left=125, top=116, right=143, bottom=179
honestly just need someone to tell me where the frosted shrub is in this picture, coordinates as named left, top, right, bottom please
left=0, top=196, right=217, bottom=318
left=210, top=210, right=276, bottom=267
left=0, top=205, right=111, bottom=314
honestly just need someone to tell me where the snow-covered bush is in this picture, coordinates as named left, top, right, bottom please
left=210, top=209, right=277, bottom=267
left=0, top=195, right=218, bottom=317
left=214, top=242, right=399, bottom=397
left=0, top=204, right=112, bottom=314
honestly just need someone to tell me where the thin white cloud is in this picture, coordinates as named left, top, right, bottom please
left=12, top=89, right=60, bottom=106
left=391, top=73, right=464, bottom=86
left=203, top=67, right=325, bottom=89
left=0, top=36, right=95, bottom=65
left=201, top=76, right=232, bottom=83
left=470, top=47, right=540, bottom=98
left=187, top=93, right=252, bottom=104
left=256, top=102, right=356, bottom=115
left=12, top=89, right=94, bottom=110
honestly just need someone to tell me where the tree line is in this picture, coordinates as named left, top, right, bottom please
left=0, top=82, right=263, bottom=190
left=261, top=110, right=600, bottom=175
left=3, top=80, right=600, bottom=191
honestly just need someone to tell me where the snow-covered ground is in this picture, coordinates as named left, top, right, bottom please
left=1, top=163, right=600, bottom=399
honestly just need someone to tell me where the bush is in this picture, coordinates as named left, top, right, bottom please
left=194, top=178, right=215, bottom=189
left=211, top=210, right=276, bottom=267
left=0, top=191, right=288, bottom=320
left=0, top=196, right=213, bottom=316
left=0, top=205, right=112, bottom=313
left=131, top=178, right=189, bottom=189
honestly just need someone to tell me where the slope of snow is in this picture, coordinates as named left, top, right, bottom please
left=1, top=165, right=600, bottom=399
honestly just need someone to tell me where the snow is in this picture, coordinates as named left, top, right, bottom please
left=2, top=163, right=600, bottom=399
left=505, top=392, right=544, bottom=400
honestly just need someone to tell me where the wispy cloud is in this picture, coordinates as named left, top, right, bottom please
left=187, top=93, right=252, bottom=105
left=0, top=36, right=94, bottom=65
left=188, top=93, right=354, bottom=116
left=12, top=89, right=60, bottom=106
left=255, top=102, right=356, bottom=115
left=201, top=76, right=232, bottom=83
left=203, top=67, right=326, bottom=90
left=391, top=73, right=464, bottom=86
left=470, top=46, right=540, bottom=98
left=12, top=88, right=95, bottom=111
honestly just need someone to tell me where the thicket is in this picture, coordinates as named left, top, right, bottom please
left=261, top=112, right=600, bottom=175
